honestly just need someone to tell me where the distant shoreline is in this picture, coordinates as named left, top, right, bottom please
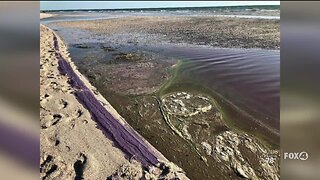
left=41, top=5, right=279, bottom=13
left=40, top=13, right=56, bottom=19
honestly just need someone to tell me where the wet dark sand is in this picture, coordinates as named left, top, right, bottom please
left=56, top=16, right=279, bottom=49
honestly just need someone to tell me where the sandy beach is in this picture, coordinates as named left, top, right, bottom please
left=40, top=24, right=188, bottom=179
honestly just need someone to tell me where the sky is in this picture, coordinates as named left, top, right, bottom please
left=40, top=1, right=280, bottom=11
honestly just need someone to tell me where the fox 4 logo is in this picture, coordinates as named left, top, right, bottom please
left=284, top=152, right=308, bottom=160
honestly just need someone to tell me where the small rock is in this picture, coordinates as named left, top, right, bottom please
left=234, top=164, right=249, bottom=179
left=201, top=142, right=212, bottom=155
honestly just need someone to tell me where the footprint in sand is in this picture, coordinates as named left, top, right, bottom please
left=40, top=155, right=58, bottom=180
left=43, top=93, right=50, bottom=99
left=42, top=114, right=63, bottom=129
left=76, top=109, right=83, bottom=118
left=40, top=93, right=51, bottom=105
left=74, top=153, right=87, bottom=180
left=49, top=81, right=58, bottom=88
left=59, top=99, right=68, bottom=109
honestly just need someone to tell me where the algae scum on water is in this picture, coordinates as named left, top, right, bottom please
left=66, top=43, right=279, bottom=179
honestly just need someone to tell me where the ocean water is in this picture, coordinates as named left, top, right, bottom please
left=41, top=5, right=280, bottom=24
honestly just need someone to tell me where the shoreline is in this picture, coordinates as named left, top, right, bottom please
left=40, top=24, right=188, bottom=179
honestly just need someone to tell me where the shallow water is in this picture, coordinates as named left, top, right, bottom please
left=155, top=46, right=280, bottom=130
left=64, top=43, right=280, bottom=179
left=64, top=41, right=280, bottom=146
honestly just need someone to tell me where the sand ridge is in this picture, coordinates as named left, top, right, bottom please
left=40, top=24, right=130, bottom=179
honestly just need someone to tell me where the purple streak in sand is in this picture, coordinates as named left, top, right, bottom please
left=53, top=35, right=159, bottom=167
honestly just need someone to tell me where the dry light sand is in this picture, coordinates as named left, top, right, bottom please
left=40, top=13, right=56, bottom=19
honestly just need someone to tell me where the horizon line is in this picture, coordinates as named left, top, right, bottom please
left=41, top=4, right=280, bottom=11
